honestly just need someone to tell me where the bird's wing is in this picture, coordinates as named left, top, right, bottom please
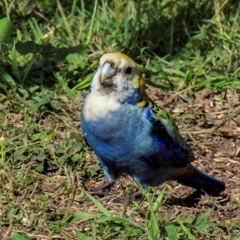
left=138, top=99, right=193, bottom=168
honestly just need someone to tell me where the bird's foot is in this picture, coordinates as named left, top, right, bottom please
left=90, top=181, right=115, bottom=197
left=131, top=190, right=143, bottom=201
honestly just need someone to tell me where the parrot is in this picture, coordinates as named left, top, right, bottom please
left=80, top=52, right=225, bottom=195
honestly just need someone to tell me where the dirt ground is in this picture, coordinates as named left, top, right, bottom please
left=2, top=85, right=239, bottom=239
left=84, top=86, right=240, bottom=225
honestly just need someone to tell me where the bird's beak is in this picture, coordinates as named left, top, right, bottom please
left=99, top=62, right=116, bottom=85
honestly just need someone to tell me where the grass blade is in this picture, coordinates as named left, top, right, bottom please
left=84, top=190, right=112, bottom=217
left=178, top=221, right=196, bottom=240
left=165, top=224, right=178, bottom=240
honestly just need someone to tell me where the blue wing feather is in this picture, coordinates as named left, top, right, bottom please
left=142, top=102, right=191, bottom=168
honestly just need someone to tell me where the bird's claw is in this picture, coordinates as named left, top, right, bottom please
left=90, top=181, right=115, bottom=197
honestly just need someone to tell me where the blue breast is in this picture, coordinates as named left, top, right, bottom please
left=81, top=100, right=156, bottom=161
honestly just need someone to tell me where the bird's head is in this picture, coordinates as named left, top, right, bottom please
left=91, top=52, right=145, bottom=104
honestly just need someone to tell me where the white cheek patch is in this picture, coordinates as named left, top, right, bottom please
left=111, top=76, right=135, bottom=102
left=91, top=69, right=101, bottom=93
left=83, top=92, right=121, bottom=122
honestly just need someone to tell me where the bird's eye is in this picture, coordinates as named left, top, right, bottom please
left=125, top=66, right=132, bottom=75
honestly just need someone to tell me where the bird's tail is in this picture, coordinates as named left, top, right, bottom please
left=175, top=166, right=225, bottom=194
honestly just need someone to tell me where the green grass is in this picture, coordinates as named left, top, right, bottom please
left=0, top=0, right=240, bottom=239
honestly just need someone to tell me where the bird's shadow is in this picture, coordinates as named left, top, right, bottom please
left=87, top=181, right=228, bottom=208
left=164, top=190, right=227, bottom=208
left=108, top=189, right=228, bottom=208
left=164, top=190, right=203, bottom=207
